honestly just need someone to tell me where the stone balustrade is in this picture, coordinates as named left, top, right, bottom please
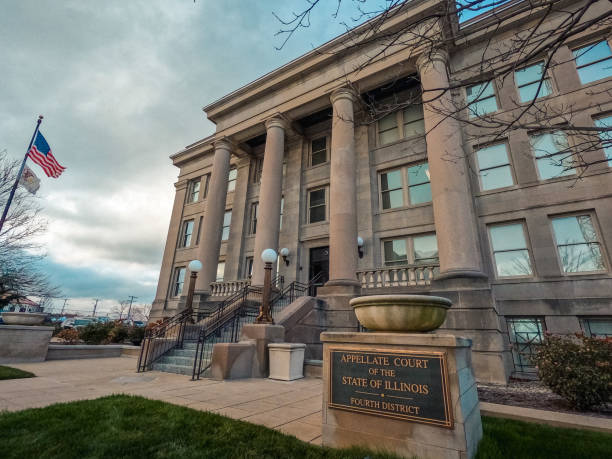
left=209, top=279, right=251, bottom=297
left=356, top=264, right=439, bottom=289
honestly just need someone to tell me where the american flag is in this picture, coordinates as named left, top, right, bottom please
left=28, top=131, right=65, bottom=178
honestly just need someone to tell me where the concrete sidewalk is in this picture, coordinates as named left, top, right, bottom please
left=1, top=357, right=323, bottom=444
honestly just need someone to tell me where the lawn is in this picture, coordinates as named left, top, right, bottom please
left=0, top=395, right=609, bottom=459
left=0, top=365, right=35, bottom=380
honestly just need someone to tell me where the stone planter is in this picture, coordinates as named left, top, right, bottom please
left=1, top=312, right=47, bottom=326
left=349, top=294, right=452, bottom=332
left=268, top=343, right=306, bottom=381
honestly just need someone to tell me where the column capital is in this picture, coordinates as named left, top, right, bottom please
left=330, top=87, right=358, bottom=106
left=416, top=49, right=449, bottom=73
left=213, top=137, right=233, bottom=152
left=264, top=114, right=289, bottom=131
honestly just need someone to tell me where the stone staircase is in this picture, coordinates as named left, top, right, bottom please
left=151, top=341, right=206, bottom=376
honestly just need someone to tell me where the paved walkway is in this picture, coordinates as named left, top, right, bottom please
left=1, top=357, right=323, bottom=444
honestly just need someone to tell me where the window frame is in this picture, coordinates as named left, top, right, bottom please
left=309, top=135, right=329, bottom=167
left=376, top=103, right=426, bottom=147
left=195, top=215, right=203, bottom=245
left=307, top=186, right=328, bottom=224
left=487, top=221, right=535, bottom=279
left=179, top=219, right=194, bottom=248
left=550, top=212, right=607, bottom=275
left=216, top=261, right=225, bottom=283
left=251, top=157, right=263, bottom=184
left=514, top=61, right=553, bottom=103
left=573, top=39, right=612, bottom=85
left=378, top=162, right=432, bottom=211
left=227, top=167, right=237, bottom=193
left=250, top=202, right=259, bottom=235
left=466, top=80, right=499, bottom=118
left=244, top=256, right=254, bottom=279
left=379, top=167, right=405, bottom=210
left=579, top=317, right=612, bottom=338
left=221, top=210, right=232, bottom=241
left=381, top=233, right=439, bottom=267
left=187, top=177, right=201, bottom=203
left=474, top=142, right=516, bottom=192
left=506, top=316, right=546, bottom=373
left=529, top=130, right=576, bottom=181
left=594, top=114, right=612, bottom=167
left=172, top=267, right=186, bottom=297
left=202, top=173, right=210, bottom=199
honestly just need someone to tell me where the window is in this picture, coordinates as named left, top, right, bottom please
left=179, top=220, right=194, bottom=248
left=250, top=202, right=258, bottom=235
left=529, top=131, right=574, bottom=180
left=310, top=137, right=327, bottom=166
left=279, top=197, right=284, bottom=230
left=594, top=115, right=612, bottom=166
left=380, top=169, right=403, bottom=209
left=515, top=62, right=552, bottom=102
left=573, top=40, right=612, bottom=84
left=551, top=214, right=605, bottom=273
left=406, top=163, right=431, bottom=205
left=188, top=178, right=200, bottom=203
left=222, top=210, right=232, bottom=241
left=377, top=104, right=425, bottom=146
left=195, top=216, right=203, bottom=245
left=172, top=267, right=186, bottom=296
left=202, top=173, right=210, bottom=198
left=580, top=317, right=612, bottom=338
left=476, top=143, right=514, bottom=191
left=216, top=262, right=225, bottom=282
left=383, top=234, right=438, bottom=266
left=466, top=81, right=498, bottom=117
left=227, top=168, right=237, bottom=192
left=507, top=317, right=545, bottom=373
left=251, top=157, right=263, bottom=184
left=489, top=223, right=533, bottom=277
left=245, top=257, right=254, bottom=278
left=308, top=188, right=327, bottom=223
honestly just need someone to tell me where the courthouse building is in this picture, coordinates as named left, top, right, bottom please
left=151, top=0, right=612, bottom=382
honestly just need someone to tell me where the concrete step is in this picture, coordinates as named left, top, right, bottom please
left=158, top=355, right=194, bottom=366
left=151, top=362, right=193, bottom=376
left=168, top=348, right=198, bottom=358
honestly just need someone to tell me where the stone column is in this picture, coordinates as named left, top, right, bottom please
left=251, top=116, right=287, bottom=286
left=327, top=87, right=359, bottom=286
left=195, top=139, right=232, bottom=293
left=417, top=51, right=484, bottom=279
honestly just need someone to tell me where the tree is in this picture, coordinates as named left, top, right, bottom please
left=274, top=0, right=612, bottom=175
left=0, top=150, right=60, bottom=307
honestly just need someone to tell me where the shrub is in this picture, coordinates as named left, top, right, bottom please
left=108, top=323, right=130, bottom=343
left=79, top=322, right=113, bottom=344
left=128, top=326, right=145, bottom=346
left=56, top=328, right=80, bottom=344
left=533, top=334, right=612, bottom=410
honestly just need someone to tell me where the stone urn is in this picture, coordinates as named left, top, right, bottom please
left=1, top=312, right=47, bottom=326
left=349, top=294, right=451, bottom=332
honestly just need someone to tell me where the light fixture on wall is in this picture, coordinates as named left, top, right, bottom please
left=357, top=236, right=364, bottom=259
left=280, top=247, right=290, bottom=266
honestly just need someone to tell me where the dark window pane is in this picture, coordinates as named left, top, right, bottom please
left=309, top=205, right=326, bottom=223
left=309, top=189, right=326, bottom=207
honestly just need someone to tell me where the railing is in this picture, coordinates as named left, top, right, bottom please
left=356, top=264, right=439, bottom=289
left=137, top=308, right=195, bottom=372
left=191, top=273, right=322, bottom=380
left=208, top=275, right=284, bottom=297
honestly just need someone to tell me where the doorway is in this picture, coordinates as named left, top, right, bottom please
left=309, top=246, right=329, bottom=295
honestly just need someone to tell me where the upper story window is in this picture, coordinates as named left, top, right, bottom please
left=377, top=104, right=425, bottom=146
left=308, top=187, right=327, bottom=224
left=172, top=267, right=186, bottom=296
left=380, top=163, right=431, bottom=210
left=279, top=197, right=284, bottom=230
left=251, top=157, right=263, bottom=184
left=466, top=81, right=498, bottom=117
left=383, top=233, right=438, bottom=267
left=488, top=222, right=533, bottom=278
left=250, top=202, right=258, bottom=235
left=227, top=167, right=237, bottom=192
left=551, top=214, right=605, bottom=274
left=188, top=178, right=201, bottom=203
left=594, top=115, right=612, bottom=166
left=529, top=131, right=574, bottom=180
left=195, top=216, right=203, bottom=245
left=475, top=143, right=514, bottom=191
left=244, top=257, right=254, bottom=279
left=573, top=40, right=612, bottom=84
left=515, top=62, right=552, bottom=102
left=222, top=210, right=232, bottom=241
left=179, top=220, right=194, bottom=248
left=310, top=137, right=328, bottom=166
left=216, top=261, right=225, bottom=282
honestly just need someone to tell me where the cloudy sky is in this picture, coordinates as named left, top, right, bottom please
left=0, top=1, right=381, bottom=316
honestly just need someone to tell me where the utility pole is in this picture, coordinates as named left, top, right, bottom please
left=126, top=296, right=137, bottom=322
left=61, top=298, right=68, bottom=315
left=92, top=299, right=99, bottom=317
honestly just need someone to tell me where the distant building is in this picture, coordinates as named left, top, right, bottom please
left=150, top=0, right=612, bottom=382
left=0, top=297, right=43, bottom=313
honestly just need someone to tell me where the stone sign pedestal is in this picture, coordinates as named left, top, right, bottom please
left=321, top=332, right=482, bottom=459
left=0, top=325, right=54, bottom=364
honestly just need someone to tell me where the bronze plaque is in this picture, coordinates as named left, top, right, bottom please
left=328, top=347, right=453, bottom=428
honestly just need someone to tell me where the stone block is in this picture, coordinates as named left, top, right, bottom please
left=210, top=342, right=255, bottom=380
left=0, top=325, right=53, bottom=364
left=240, top=323, right=285, bottom=377
left=269, top=343, right=306, bottom=381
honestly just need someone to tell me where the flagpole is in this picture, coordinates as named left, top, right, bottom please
left=0, top=115, right=43, bottom=234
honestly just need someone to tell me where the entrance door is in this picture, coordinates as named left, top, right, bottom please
left=309, top=246, right=329, bottom=296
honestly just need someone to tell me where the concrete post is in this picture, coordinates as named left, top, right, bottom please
left=195, top=139, right=232, bottom=293
left=417, top=51, right=485, bottom=280
left=251, top=116, right=287, bottom=286
left=327, top=88, right=359, bottom=286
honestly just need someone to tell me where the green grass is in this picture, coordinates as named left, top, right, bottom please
left=0, top=365, right=35, bottom=380
left=0, top=395, right=610, bottom=459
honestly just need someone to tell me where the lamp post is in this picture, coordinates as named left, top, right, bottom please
left=256, top=248, right=277, bottom=324
left=357, top=236, right=364, bottom=259
left=186, top=260, right=202, bottom=318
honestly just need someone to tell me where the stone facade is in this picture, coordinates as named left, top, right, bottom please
left=151, top=0, right=612, bottom=381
